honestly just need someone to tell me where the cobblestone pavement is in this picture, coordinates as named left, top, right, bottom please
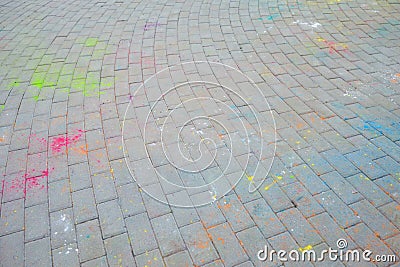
left=1, top=0, right=400, bottom=266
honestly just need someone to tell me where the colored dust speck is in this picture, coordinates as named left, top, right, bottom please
left=299, top=245, right=313, bottom=252
left=85, top=37, right=98, bottom=47
left=0, top=104, right=4, bottom=113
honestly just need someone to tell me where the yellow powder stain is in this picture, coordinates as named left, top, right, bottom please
left=246, top=174, right=254, bottom=182
left=299, top=245, right=313, bottom=252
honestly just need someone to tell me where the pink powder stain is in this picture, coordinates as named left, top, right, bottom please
left=50, top=130, right=84, bottom=154
left=6, top=169, right=51, bottom=198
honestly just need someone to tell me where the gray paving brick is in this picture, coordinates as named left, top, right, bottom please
left=268, top=232, right=313, bottom=267
left=315, top=190, right=361, bottom=228
left=116, top=182, right=146, bottom=218
left=72, top=188, right=98, bottom=224
left=76, top=219, right=105, bottom=263
left=168, top=191, right=200, bottom=227
left=25, top=203, right=49, bottom=242
left=25, top=237, right=52, bottom=267
left=50, top=208, right=76, bottom=249
left=347, top=173, right=392, bottom=207
left=320, top=171, right=363, bottom=205
left=321, top=149, right=359, bottom=178
left=69, top=162, right=91, bottom=192
left=309, top=212, right=357, bottom=250
left=81, top=256, right=108, bottom=267
left=135, top=249, right=164, bottom=267
left=296, top=147, right=334, bottom=176
left=350, top=200, right=399, bottom=239
left=49, top=179, right=72, bottom=212
left=345, top=151, right=387, bottom=180
left=104, top=233, right=136, bottom=267
left=291, top=164, right=329, bottom=195
left=53, top=243, right=80, bottom=267
left=0, top=231, right=24, bottom=266
left=98, top=199, right=125, bottom=238
left=92, top=171, right=117, bottom=203
left=346, top=223, right=395, bottom=267
left=0, top=198, right=24, bottom=236
left=236, top=226, right=280, bottom=267
left=195, top=202, right=226, bottom=229
left=208, top=222, right=248, bottom=266
left=218, top=194, right=254, bottom=232
left=125, top=212, right=158, bottom=255
left=164, top=251, right=193, bottom=267
left=282, top=182, right=325, bottom=218
left=151, top=213, right=185, bottom=256
left=277, top=208, right=323, bottom=247
left=244, top=199, right=285, bottom=238
left=180, top=222, right=219, bottom=266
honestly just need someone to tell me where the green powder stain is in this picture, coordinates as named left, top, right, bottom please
left=0, top=104, right=4, bottom=113
left=31, top=75, right=45, bottom=89
left=7, top=80, right=20, bottom=89
left=85, top=38, right=98, bottom=47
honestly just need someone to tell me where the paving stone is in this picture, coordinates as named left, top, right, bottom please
left=0, top=231, right=24, bottom=266
left=218, top=194, right=254, bottom=232
left=320, top=171, right=363, bottom=205
left=50, top=208, right=76, bottom=249
left=116, top=182, right=146, bottom=218
left=0, top=198, right=24, bottom=236
left=350, top=200, right=399, bottom=239
left=244, top=199, right=285, bottom=239
left=315, top=190, right=361, bottom=228
left=25, top=238, right=52, bottom=267
left=277, top=208, right=323, bottom=247
left=72, top=188, right=98, bottom=224
left=69, top=162, right=91, bottom=192
left=282, top=182, right=325, bottom=218
left=168, top=190, right=200, bottom=227
left=347, top=173, right=392, bottom=207
left=346, top=223, right=396, bottom=267
left=290, top=164, right=329, bottom=195
left=49, top=179, right=72, bottom=212
left=164, top=250, right=193, bottom=267
left=98, top=199, right=125, bottom=238
left=296, top=147, right=334, bottom=176
left=92, top=171, right=117, bottom=203
left=236, top=226, right=280, bottom=267
left=151, top=213, right=185, bottom=256
left=345, top=151, right=387, bottom=180
left=53, top=243, right=80, bottom=267
left=180, top=222, right=219, bottom=266
left=76, top=219, right=105, bottom=263
left=195, top=202, right=226, bottom=229
left=321, top=149, right=359, bottom=178
left=268, top=232, right=313, bottom=267
left=104, top=233, right=136, bottom=267
left=135, top=249, right=164, bottom=267
left=25, top=203, right=49, bottom=242
left=125, top=212, right=158, bottom=255
left=81, top=256, right=109, bottom=267
left=208, top=222, right=249, bottom=266
left=308, top=212, right=357, bottom=250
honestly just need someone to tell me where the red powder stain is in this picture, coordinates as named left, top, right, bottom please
left=50, top=130, right=84, bottom=154
left=6, top=169, right=51, bottom=198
